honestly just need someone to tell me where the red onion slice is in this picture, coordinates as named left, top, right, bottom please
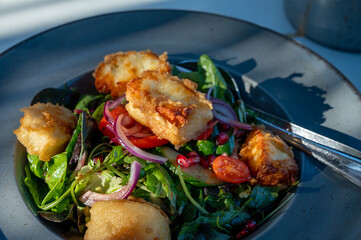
left=206, top=86, right=214, bottom=100
left=103, top=101, right=115, bottom=125
left=79, top=161, right=141, bottom=206
left=208, top=95, right=252, bottom=130
left=103, top=95, right=126, bottom=125
left=109, top=94, right=125, bottom=109
left=212, top=102, right=238, bottom=121
left=114, top=115, right=168, bottom=163
left=213, top=111, right=252, bottom=130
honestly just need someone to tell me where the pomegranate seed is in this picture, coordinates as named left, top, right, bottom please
left=216, top=132, right=229, bottom=145
left=245, top=220, right=257, bottom=231
left=236, top=129, right=246, bottom=138
left=185, top=151, right=200, bottom=165
left=220, top=123, right=230, bottom=132
left=236, top=229, right=248, bottom=239
left=177, top=154, right=190, bottom=167
left=200, top=157, right=209, bottom=168
left=207, top=154, right=216, bottom=166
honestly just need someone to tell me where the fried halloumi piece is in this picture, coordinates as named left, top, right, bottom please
left=84, top=197, right=171, bottom=240
left=240, top=125, right=298, bottom=187
left=126, top=71, right=213, bottom=147
left=94, top=50, right=171, bottom=98
left=13, top=103, right=76, bottom=161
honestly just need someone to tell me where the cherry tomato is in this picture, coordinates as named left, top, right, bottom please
left=212, top=156, right=251, bottom=183
left=129, top=135, right=169, bottom=149
left=99, top=106, right=168, bottom=148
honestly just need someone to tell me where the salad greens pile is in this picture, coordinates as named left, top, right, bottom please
left=23, top=55, right=296, bottom=239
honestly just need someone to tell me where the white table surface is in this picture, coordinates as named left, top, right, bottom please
left=0, top=0, right=360, bottom=239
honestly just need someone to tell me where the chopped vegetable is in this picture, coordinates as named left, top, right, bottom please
left=212, top=156, right=251, bottom=184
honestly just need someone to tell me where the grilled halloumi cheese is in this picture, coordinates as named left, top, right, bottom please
left=85, top=197, right=170, bottom=240
left=94, top=50, right=171, bottom=98
left=125, top=71, right=213, bottom=147
left=240, top=125, right=298, bottom=187
left=14, top=103, right=76, bottom=161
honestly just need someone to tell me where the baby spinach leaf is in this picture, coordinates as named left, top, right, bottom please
left=248, top=185, right=279, bottom=209
left=74, top=94, right=107, bottom=111
left=92, top=102, right=105, bottom=124
left=177, top=71, right=204, bottom=86
left=24, top=165, right=47, bottom=207
left=198, top=55, right=227, bottom=100
left=27, top=154, right=45, bottom=179
left=42, top=153, right=68, bottom=205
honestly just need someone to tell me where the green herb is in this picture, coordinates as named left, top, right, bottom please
left=176, top=166, right=209, bottom=215
left=198, top=55, right=228, bottom=100
left=197, top=140, right=215, bottom=156
left=27, top=154, right=45, bottom=179
left=248, top=185, right=279, bottom=209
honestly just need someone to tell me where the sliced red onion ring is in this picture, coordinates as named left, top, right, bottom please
left=103, top=101, right=115, bottom=125
left=212, top=102, right=238, bottom=121
left=103, top=95, right=126, bottom=125
left=109, top=94, right=126, bottom=109
left=79, top=161, right=141, bottom=206
left=114, top=115, right=168, bottom=163
left=206, top=86, right=214, bottom=100
left=213, top=111, right=252, bottom=130
left=208, top=95, right=252, bottom=130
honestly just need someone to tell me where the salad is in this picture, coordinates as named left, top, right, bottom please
left=14, top=50, right=298, bottom=240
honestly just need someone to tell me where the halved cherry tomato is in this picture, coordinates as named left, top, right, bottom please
left=212, top=156, right=251, bottom=183
left=129, top=135, right=169, bottom=149
left=99, top=106, right=168, bottom=148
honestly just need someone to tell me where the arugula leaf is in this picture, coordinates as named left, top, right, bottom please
left=103, top=145, right=125, bottom=165
left=178, top=223, right=229, bottom=240
left=248, top=185, right=279, bottom=209
left=27, top=154, right=45, bottom=179
left=178, top=207, right=250, bottom=240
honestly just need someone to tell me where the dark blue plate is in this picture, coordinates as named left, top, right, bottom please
left=2, top=10, right=361, bottom=239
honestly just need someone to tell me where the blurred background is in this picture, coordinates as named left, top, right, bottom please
left=1, top=0, right=360, bottom=92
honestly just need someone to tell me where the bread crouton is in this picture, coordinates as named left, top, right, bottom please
left=14, top=103, right=76, bottom=161
left=125, top=71, right=213, bottom=147
left=94, top=50, right=171, bottom=98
